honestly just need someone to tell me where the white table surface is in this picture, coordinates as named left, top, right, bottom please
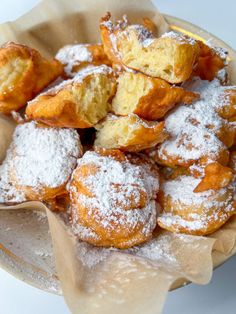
left=0, top=0, right=235, bottom=313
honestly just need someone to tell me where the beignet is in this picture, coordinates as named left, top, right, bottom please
left=26, top=65, right=117, bottom=128
left=0, top=42, right=63, bottom=114
left=95, top=114, right=168, bottom=152
left=69, top=149, right=160, bottom=249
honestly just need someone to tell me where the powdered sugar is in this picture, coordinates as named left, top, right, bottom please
left=205, top=40, right=228, bottom=64
left=7, top=121, right=82, bottom=191
left=70, top=151, right=159, bottom=242
left=106, top=114, right=158, bottom=130
left=75, top=232, right=177, bottom=268
left=158, top=78, right=234, bottom=164
left=159, top=214, right=208, bottom=231
left=128, top=235, right=177, bottom=265
left=161, top=31, right=197, bottom=46
left=158, top=175, right=235, bottom=231
left=0, top=156, right=26, bottom=203
left=162, top=175, right=218, bottom=207
left=56, top=44, right=93, bottom=77
left=183, top=77, right=235, bottom=110
left=28, top=65, right=113, bottom=104
left=126, top=24, right=154, bottom=47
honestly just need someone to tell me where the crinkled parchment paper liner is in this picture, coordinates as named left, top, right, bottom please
left=0, top=0, right=236, bottom=313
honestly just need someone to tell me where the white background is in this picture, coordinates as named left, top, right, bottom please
left=0, top=0, right=235, bottom=313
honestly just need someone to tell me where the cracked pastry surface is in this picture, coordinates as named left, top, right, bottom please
left=95, top=114, right=168, bottom=152
left=112, top=72, right=199, bottom=120
left=69, top=149, right=160, bottom=249
left=26, top=65, right=117, bottom=128
left=100, top=13, right=200, bottom=83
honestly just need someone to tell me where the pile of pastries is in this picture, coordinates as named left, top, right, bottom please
left=0, top=13, right=235, bottom=249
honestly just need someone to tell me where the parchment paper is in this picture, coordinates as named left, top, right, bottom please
left=0, top=0, right=236, bottom=313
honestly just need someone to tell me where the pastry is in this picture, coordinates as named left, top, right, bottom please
left=194, top=41, right=227, bottom=81
left=69, top=149, right=160, bottom=249
left=157, top=78, right=235, bottom=168
left=26, top=65, right=117, bottom=128
left=229, top=151, right=236, bottom=172
left=193, top=162, right=233, bottom=192
left=100, top=13, right=200, bottom=83
left=159, top=160, right=234, bottom=192
left=56, top=43, right=111, bottom=78
left=0, top=42, right=63, bottom=114
left=112, top=72, right=199, bottom=120
left=0, top=12, right=235, bottom=248
left=158, top=175, right=236, bottom=235
left=183, top=77, right=236, bottom=121
left=95, top=114, right=168, bottom=152
left=1, top=121, right=82, bottom=202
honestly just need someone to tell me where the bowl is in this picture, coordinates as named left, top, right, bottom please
left=0, top=14, right=235, bottom=295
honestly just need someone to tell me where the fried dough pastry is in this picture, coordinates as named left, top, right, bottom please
left=1, top=121, right=82, bottom=202
left=157, top=160, right=233, bottom=194
left=0, top=42, right=63, bottom=114
left=69, top=149, right=160, bottom=249
left=95, top=114, right=168, bottom=152
left=100, top=13, right=200, bottom=83
left=194, top=41, right=227, bottom=81
left=158, top=175, right=236, bottom=235
left=229, top=151, right=236, bottom=173
left=112, top=72, right=199, bottom=120
left=26, top=65, right=117, bottom=128
left=157, top=77, right=236, bottom=168
left=184, top=77, right=236, bottom=121
left=56, top=43, right=111, bottom=78
left=193, top=162, right=233, bottom=192
left=157, top=114, right=229, bottom=168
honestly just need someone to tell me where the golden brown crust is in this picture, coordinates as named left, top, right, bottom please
left=0, top=42, right=63, bottom=114
left=112, top=72, right=199, bottom=120
left=158, top=162, right=233, bottom=193
left=194, top=41, right=226, bottom=81
left=26, top=66, right=117, bottom=128
left=216, top=88, right=236, bottom=121
left=95, top=114, right=168, bottom=152
left=157, top=175, right=236, bottom=235
left=100, top=13, right=200, bottom=83
left=193, top=162, right=233, bottom=192
left=15, top=183, right=68, bottom=202
left=69, top=149, right=159, bottom=249
left=156, top=144, right=230, bottom=169
left=100, top=13, right=124, bottom=68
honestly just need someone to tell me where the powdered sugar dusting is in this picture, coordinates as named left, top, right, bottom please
left=0, top=156, right=26, bottom=203
left=158, top=78, right=234, bottom=164
left=205, top=40, right=228, bottom=64
left=28, top=65, right=113, bottom=104
left=76, top=241, right=113, bottom=268
left=127, top=24, right=154, bottom=47
left=128, top=235, right=177, bottom=265
left=7, top=121, right=82, bottom=191
left=75, top=233, right=177, bottom=268
left=158, top=175, right=235, bottom=231
left=161, top=31, right=196, bottom=46
left=56, top=44, right=93, bottom=77
left=70, top=151, right=159, bottom=242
